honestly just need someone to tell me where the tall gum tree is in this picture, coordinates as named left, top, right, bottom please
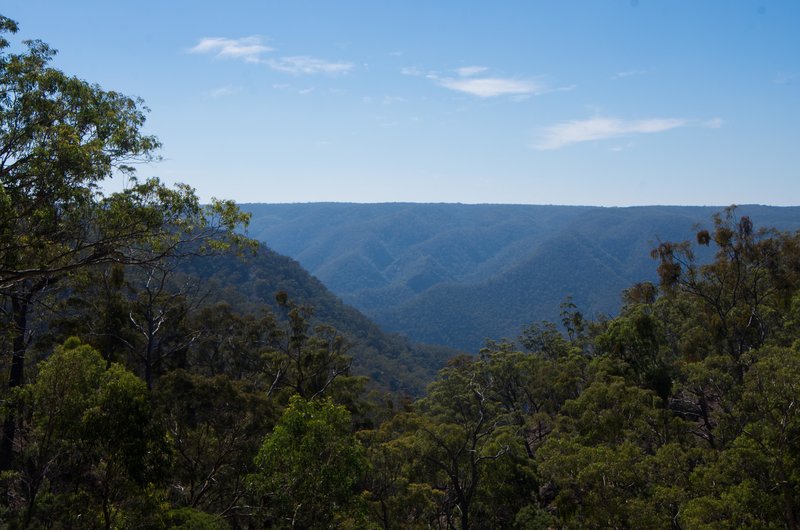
left=0, top=15, right=251, bottom=471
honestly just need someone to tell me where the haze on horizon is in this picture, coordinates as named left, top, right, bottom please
left=5, top=0, right=799, bottom=207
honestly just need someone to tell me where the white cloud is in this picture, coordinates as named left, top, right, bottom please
left=189, top=36, right=272, bottom=63
left=438, top=77, right=544, bottom=98
left=266, top=56, right=353, bottom=75
left=703, top=117, right=724, bottom=129
left=456, top=66, right=488, bottom=77
left=535, top=117, right=689, bottom=150
left=408, top=65, right=568, bottom=99
left=190, top=37, right=353, bottom=76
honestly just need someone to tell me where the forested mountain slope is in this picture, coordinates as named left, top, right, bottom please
left=179, top=245, right=457, bottom=394
left=243, top=203, right=800, bottom=350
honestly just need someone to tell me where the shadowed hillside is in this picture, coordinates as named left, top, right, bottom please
left=179, top=244, right=457, bottom=394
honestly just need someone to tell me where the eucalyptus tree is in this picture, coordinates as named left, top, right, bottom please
left=11, top=338, right=169, bottom=528
left=651, top=207, right=800, bottom=373
left=0, top=15, right=250, bottom=470
left=414, top=355, right=513, bottom=530
left=249, top=395, right=367, bottom=529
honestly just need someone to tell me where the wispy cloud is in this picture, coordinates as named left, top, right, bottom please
left=456, top=66, right=488, bottom=77
left=190, top=36, right=353, bottom=75
left=425, top=65, right=564, bottom=98
left=189, top=36, right=272, bottom=63
left=438, top=77, right=545, bottom=98
left=535, top=117, right=689, bottom=150
left=265, top=56, right=353, bottom=75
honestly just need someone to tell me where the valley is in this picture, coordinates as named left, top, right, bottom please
left=243, top=203, right=800, bottom=349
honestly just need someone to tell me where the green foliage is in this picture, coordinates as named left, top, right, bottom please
left=0, top=14, right=251, bottom=476
left=0, top=11, right=251, bottom=317
left=539, top=439, right=647, bottom=528
left=513, top=504, right=557, bottom=530
left=519, top=320, right=571, bottom=359
left=8, top=338, right=168, bottom=528
left=359, top=412, right=447, bottom=529
left=0, top=16, right=157, bottom=290
left=260, top=299, right=361, bottom=402
left=249, top=395, right=367, bottom=529
left=410, top=354, right=541, bottom=530
left=166, top=507, right=231, bottom=530
left=595, top=303, right=673, bottom=399
left=652, top=207, right=800, bottom=366
left=155, top=370, right=274, bottom=520
left=680, top=346, right=800, bottom=529
left=554, top=377, right=666, bottom=449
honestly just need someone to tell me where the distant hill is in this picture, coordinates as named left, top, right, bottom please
left=180, top=244, right=457, bottom=395
left=241, top=203, right=800, bottom=351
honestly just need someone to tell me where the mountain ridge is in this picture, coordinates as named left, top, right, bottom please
left=241, top=203, right=800, bottom=350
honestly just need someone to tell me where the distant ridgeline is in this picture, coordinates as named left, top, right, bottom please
left=241, top=203, right=800, bottom=351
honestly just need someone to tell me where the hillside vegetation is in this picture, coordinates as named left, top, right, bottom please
left=178, top=245, right=456, bottom=394
left=243, top=203, right=800, bottom=349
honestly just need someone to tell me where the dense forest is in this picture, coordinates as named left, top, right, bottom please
left=242, top=203, right=800, bottom=350
left=175, top=246, right=456, bottom=396
left=3, top=15, right=800, bottom=530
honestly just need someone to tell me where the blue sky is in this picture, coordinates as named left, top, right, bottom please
left=4, top=1, right=799, bottom=205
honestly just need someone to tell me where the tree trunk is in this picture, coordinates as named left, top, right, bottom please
left=0, top=293, right=30, bottom=470
left=781, top=469, right=798, bottom=530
